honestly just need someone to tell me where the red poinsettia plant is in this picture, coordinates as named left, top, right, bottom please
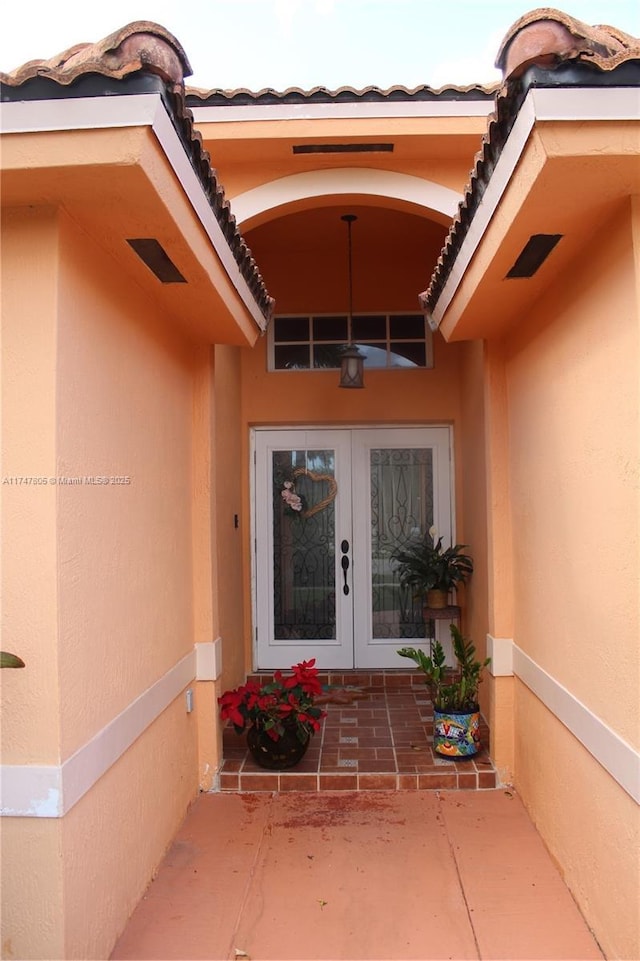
left=218, top=659, right=326, bottom=744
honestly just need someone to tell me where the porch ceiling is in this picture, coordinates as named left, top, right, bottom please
left=194, top=116, right=487, bottom=201
left=243, top=204, right=449, bottom=314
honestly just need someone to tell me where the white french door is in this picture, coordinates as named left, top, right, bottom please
left=253, top=427, right=452, bottom=669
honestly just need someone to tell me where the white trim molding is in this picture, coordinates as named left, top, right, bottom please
left=190, top=99, right=495, bottom=124
left=1, top=650, right=196, bottom=818
left=513, top=646, right=640, bottom=804
left=196, top=639, right=222, bottom=681
left=487, top=634, right=514, bottom=676
left=486, top=635, right=639, bottom=802
left=231, top=168, right=462, bottom=227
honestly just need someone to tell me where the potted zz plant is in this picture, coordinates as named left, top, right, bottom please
left=398, top=625, right=490, bottom=757
left=218, top=659, right=326, bottom=770
left=392, top=533, right=473, bottom=609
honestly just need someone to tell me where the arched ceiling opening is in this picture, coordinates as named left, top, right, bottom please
left=244, top=203, right=448, bottom=315
left=233, top=167, right=460, bottom=231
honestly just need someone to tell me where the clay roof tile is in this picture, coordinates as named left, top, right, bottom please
left=1, top=21, right=192, bottom=86
left=185, top=81, right=497, bottom=104
left=419, top=9, right=639, bottom=319
left=495, top=7, right=640, bottom=80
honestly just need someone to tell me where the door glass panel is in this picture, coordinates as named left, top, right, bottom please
left=272, top=449, right=336, bottom=641
left=369, top=448, right=434, bottom=639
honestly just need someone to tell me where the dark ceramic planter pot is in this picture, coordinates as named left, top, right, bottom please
left=433, top=708, right=480, bottom=757
left=247, top=724, right=311, bottom=770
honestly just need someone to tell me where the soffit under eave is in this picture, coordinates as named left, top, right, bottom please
left=1, top=20, right=274, bottom=334
left=1, top=125, right=268, bottom=347
left=431, top=124, right=639, bottom=343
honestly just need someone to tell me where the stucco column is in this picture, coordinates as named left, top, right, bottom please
left=192, top=345, right=222, bottom=789
left=483, top=341, right=515, bottom=780
left=1, top=207, right=66, bottom=957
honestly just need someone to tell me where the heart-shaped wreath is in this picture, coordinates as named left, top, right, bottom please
left=280, top=469, right=338, bottom=518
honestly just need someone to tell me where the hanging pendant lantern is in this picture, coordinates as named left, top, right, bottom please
left=339, top=344, right=365, bottom=389
left=339, top=214, right=365, bottom=389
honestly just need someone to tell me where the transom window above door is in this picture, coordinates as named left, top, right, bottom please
left=268, top=313, right=433, bottom=371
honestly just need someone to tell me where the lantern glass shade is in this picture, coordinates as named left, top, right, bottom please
left=339, top=345, right=365, bottom=389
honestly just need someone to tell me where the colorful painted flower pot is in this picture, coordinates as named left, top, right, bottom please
left=433, top=708, right=480, bottom=757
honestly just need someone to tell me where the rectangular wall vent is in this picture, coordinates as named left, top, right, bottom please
left=127, top=239, right=187, bottom=284
left=506, top=234, right=563, bottom=278
left=293, top=143, right=394, bottom=154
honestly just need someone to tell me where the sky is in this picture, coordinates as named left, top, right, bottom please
left=1, top=0, right=639, bottom=91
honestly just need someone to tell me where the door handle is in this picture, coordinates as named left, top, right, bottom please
left=341, top=554, right=350, bottom=595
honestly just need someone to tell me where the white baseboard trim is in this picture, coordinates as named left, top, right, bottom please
left=487, top=634, right=514, bottom=676
left=513, top=646, right=639, bottom=804
left=196, top=638, right=222, bottom=680
left=1, top=650, right=196, bottom=818
left=487, top=635, right=638, bottom=803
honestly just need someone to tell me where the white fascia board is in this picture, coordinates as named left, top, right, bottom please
left=190, top=99, right=495, bottom=123
left=0, top=94, right=160, bottom=132
left=0, top=94, right=267, bottom=331
left=149, top=102, right=267, bottom=331
left=531, top=85, right=640, bottom=122
left=430, top=86, right=640, bottom=327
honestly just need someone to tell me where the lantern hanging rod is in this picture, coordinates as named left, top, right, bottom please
left=339, top=213, right=365, bottom=389
left=341, top=213, right=357, bottom=344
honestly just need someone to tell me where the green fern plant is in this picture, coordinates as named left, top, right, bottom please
left=392, top=535, right=473, bottom=595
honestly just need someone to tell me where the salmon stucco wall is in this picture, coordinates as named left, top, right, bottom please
left=238, top=331, right=468, bottom=673
left=481, top=340, right=517, bottom=779
left=505, top=200, right=639, bottom=960
left=1, top=207, right=200, bottom=959
left=214, top=344, right=247, bottom=691
left=227, top=206, right=472, bottom=677
left=456, top=340, right=500, bottom=753
left=2, top=206, right=62, bottom=765
left=457, top=340, right=490, bottom=650
left=55, top=210, right=196, bottom=753
left=192, top=344, right=221, bottom=788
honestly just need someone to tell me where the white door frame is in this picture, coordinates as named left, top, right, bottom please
left=251, top=425, right=455, bottom=670
left=351, top=427, right=452, bottom=668
left=253, top=428, right=354, bottom=669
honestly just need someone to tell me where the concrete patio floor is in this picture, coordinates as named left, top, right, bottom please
left=111, top=789, right=604, bottom=961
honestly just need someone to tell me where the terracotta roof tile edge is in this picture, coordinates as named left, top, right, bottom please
left=495, top=7, right=640, bottom=80
left=419, top=8, right=640, bottom=320
left=185, top=81, right=499, bottom=101
left=0, top=21, right=192, bottom=87
left=162, top=84, right=274, bottom=324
